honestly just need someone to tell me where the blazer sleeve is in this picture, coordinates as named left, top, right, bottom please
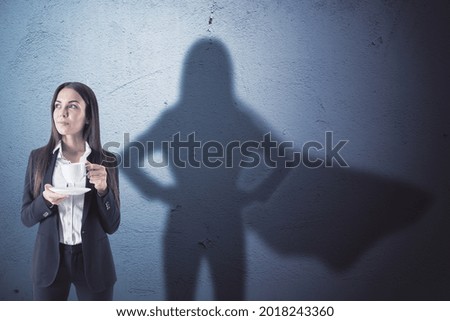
left=95, top=157, right=120, bottom=234
left=21, top=150, right=57, bottom=227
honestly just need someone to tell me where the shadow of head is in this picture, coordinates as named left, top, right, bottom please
left=181, top=38, right=233, bottom=103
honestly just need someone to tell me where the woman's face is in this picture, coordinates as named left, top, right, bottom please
left=53, top=87, right=87, bottom=139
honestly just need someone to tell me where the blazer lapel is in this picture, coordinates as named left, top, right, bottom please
left=43, top=150, right=58, bottom=188
left=82, top=150, right=100, bottom=225
left=42, top=149, right=60, bottom=232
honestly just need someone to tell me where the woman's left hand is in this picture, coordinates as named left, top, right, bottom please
left=86, top=161, right=108, bottom=196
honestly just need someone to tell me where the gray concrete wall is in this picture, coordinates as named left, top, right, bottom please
left=1, top=0, right=449, bottom=300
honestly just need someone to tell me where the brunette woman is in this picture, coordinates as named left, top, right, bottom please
left=21, top=82, right=120, bottom=300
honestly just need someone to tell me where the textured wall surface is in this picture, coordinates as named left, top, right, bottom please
left=0, top=0, right=449, bottom=300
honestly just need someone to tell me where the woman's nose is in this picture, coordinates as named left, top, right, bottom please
left=59, top=106, right=68, bottom=117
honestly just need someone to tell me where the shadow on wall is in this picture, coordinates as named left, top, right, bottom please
left=121, top=38, right=432, bottom=300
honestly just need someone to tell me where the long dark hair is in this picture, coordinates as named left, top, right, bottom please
left=33, top=82, right=120, bottom=207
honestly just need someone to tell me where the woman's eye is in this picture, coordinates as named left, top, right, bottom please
left=54, top=104, right=61, bottom=109
left=69, top=104, right=78, bottom=109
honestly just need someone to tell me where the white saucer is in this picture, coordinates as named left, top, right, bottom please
left=49, top=187, right=91, bottom=196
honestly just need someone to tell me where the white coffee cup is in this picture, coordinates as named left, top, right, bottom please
left=61, top=163, right=86, bottom=186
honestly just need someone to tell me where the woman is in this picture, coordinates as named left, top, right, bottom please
left=21, top=82, right=120, bottom=300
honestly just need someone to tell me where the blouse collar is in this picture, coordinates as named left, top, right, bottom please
left=52, top=140, right=92, bottom=162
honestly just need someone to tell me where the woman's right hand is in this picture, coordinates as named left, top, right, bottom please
left=43, top=184, right=67, bottom=206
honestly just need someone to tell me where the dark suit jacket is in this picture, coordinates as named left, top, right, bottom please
left=21, top=147, right=120, bottom=292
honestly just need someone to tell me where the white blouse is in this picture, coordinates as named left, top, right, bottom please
left=52, top=141, right=91, bottom=245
